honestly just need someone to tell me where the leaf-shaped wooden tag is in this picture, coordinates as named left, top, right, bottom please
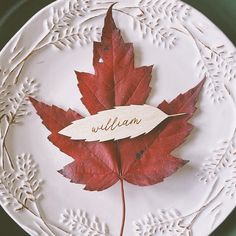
left=59, top=105, right=184, bottom=142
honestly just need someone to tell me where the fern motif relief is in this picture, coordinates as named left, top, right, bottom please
left=134, top=181, right=224, bottom=236
left=60, top=209, right=110, bottom=236
left=36, top=0, right=102, bottom=50
left=0, top=154, right=41, bottom=212
left=0, top=77, right=39, bottom=169
left=133, top=0, right=191, bottom=48
left=134, top=209, right=188, bottom=236
left=198, top=131, right=236, bottom=198
left=193, top=37, right=236, bottom=103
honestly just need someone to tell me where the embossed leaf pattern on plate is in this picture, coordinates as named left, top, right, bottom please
left=0, top=0, right=236, bottom=235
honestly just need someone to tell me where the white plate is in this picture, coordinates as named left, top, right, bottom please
left=0, top=0, right=236, bottom=235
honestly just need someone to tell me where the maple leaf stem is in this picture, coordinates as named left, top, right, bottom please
left=119, top=179, right=126, bottom=236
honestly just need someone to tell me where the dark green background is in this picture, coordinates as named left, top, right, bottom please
left=0, top=0, right=235, bottom=235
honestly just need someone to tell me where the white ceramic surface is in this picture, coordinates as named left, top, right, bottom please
left=0, top=0, right=236, bottom=235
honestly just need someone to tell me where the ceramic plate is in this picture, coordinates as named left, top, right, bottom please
left=0, top=0, right=236, bottom=235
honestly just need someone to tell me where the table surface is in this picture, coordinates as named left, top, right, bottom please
left=0, top=0, right=235, bottom=235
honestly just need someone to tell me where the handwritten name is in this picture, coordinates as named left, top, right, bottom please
left=92, top=117, right=142, bottom=133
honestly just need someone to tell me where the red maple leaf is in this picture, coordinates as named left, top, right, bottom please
left=30, top=5, right=205, bottom=235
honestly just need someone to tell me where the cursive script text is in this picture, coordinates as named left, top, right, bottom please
left=92, top=117, right=142, bottom=133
